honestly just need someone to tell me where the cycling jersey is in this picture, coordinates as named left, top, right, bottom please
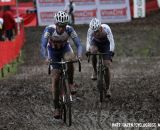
left=86, top=24, right=115, bottom=52
left=41, top=24, right=82, bottom=59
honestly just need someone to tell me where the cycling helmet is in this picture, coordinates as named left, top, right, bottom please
left=89, top=18, right=101, bottom=31
left=54, top=11, right=69, bottom=25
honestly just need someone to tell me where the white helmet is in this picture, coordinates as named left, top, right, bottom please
left=89, top=18, right=101, bottom=31
left=54, top=11, right=69, bottom=25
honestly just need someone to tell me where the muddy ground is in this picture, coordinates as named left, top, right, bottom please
left=1, top=11, right=160, bottom=130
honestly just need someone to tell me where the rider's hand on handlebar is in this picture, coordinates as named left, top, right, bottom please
left=85, top=51, right=91, bottom=57
left=45, top=58, right=50, bottom=64
left=78, top=55, right=82, bottom=61
left=109, top=51, right=115, bottom=57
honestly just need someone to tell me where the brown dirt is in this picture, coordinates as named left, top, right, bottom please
left=1, top=10, right=160, bottom=130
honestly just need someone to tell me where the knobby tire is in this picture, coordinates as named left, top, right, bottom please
left=97, top=67, right=104, bottom=103
left=64, top=79, right=72, bottom=126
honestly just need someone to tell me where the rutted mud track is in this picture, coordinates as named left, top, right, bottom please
left=1, top=11, right=160, bottom=130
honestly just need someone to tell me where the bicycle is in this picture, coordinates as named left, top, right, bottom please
left=87, top=52, right=110, bottom=103
left=48, top=58, right=81, bottom=126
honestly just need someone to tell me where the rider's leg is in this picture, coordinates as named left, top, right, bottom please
left=48, top=46, right=63, bottom=118
left=103, top=60, right=112, bottom=97
left=90, top=45, right=98, bottom=80
left=64, top=47, right=76, bottom=94
left=51, top=69, right=61, bottom=118
left=91, top=55, right=97, bottom=79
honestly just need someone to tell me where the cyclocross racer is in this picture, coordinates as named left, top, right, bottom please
left=41, top=11, right=83, bottom=119
left=86, top=18, right=115, bottom=98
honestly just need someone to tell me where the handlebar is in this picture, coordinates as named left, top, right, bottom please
left=87, top=52, right=109, bottom=56
left=86, top=52, right=109, bottom=63
left=48, top=59, right=81, bottom=75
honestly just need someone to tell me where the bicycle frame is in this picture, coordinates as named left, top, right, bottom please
left=87, top=53, right=109, bottom=102
left=48, top=58, right=81, bottom=126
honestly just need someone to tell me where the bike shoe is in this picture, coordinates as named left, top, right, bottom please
left=53, top=109, right=61, bottom=119
left=91, top=72, right=97, bottom=80
left=70, top=83, right=77, bottom=95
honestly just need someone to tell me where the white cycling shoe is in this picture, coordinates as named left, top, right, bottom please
left=91, top=71, right=97, bottom=80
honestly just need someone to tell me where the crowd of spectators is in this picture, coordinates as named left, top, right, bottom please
left=0, top=6, right=17, bottom=41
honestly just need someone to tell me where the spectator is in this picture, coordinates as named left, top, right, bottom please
left=33, top=0, right=36, bottom=8
left=65, top=0, right=75, bottom=25
left=2, top=6, right=16, bottom=41
left=0, top=18, right=5, bottom=41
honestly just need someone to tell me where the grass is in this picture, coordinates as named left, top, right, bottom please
left=114, top=26, right=160, bottom=57
left=0, top=50, right=24, bottom=79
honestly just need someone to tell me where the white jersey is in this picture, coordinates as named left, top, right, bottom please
left=86, top=24, right=115, bottom=52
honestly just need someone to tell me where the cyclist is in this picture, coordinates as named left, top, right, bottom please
left=41, top=11, right=83, bottom=119
left=86, top=18, right=115, bottom=98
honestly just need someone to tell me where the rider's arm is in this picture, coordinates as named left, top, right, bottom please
left=86, top=28, right=93, bottom=52
left=41, top=26, right=52, bottom=59
left=103, top=24, right=115, bottom=52
left=68, top=26, right=83, bottom=57
left=73, top=37, right=83, bottom=57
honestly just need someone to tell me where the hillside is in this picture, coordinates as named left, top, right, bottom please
left=0, top=10, right=160, bottom=130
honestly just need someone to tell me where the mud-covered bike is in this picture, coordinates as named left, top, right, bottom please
left=87, top=52, right=110, bottom=103
left=48, top=58, right=81, bottom=126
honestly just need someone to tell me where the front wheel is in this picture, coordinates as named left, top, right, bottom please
left=65, top=101, right=72, bottom=126
left=103, top=66, right=110, bottom=98
left=60, top=103, right=66, bottom=122
left=64, top=79, right=72, bottom=126
left=97, top=80, right=104, bottom=103
left=97, top=68, right=104, bottom=103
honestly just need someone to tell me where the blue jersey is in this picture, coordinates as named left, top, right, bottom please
left=41, top=24, right=82, bottom=59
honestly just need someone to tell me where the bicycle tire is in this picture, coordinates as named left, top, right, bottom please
left=65, top=101, right=72, bottom=126
left=98, top=81, right=104, bottom=102
left=64, top=80, right=72, bottom=126
left=103, top=66, right=110, bottom=98
left=97, top=66, right=104, bottom=103
left=59, top=77, right=66, bottom=122
left=60, top=103, right=66, bottom=122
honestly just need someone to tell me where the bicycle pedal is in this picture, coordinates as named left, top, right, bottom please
left=71, top=99, right=76, bottom=102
